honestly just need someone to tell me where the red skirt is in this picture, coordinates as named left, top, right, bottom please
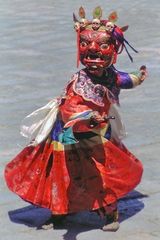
left=5, top=135, right=143, bottom=214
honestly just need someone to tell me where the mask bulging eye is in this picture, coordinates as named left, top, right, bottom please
left=81, top=42, right=88, bottom=47
left=100, top=44, right=109, bottom=49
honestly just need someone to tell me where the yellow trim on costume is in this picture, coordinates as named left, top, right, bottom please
left=129, top=74, right=141, bottom=87
left=69, top=110, right=92, bottom=120
left=51, top=140, right=64, bottom=151
left=92, top=123, right=109, bottom=137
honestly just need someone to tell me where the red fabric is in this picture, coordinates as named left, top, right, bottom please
left=5, top=80, right=143, bottom=215
left=60, top=84, right=110, bottom=132
left=5, top=137, right=143, bottom=214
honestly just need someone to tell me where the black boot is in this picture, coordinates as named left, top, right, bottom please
left=41, top=215, right=66, bottom=230
left=102, top=209, right=120, bottom=232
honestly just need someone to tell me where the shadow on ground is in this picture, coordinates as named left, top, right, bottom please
left=8, top=190, right=148, bottom=240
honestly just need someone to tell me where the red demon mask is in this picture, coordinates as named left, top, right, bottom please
left=79, top=29, right=116, bottom=70
left=73, top=6, right=138, bottom=73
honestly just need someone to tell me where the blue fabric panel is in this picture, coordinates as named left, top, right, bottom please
left=51, top=119, right=64, bottom=141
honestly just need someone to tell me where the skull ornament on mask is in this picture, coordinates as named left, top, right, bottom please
left=79, top=29, right=116, bottom=72
left=80, top=18, right=88, bottom=30
left=92, top=18, right=101, bottom=31
left=106, top=21, right=115, bottom=33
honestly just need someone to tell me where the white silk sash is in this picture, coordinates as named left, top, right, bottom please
left=20, top=98, right=59, bottom=146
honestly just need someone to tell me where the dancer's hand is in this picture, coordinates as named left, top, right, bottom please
left=139, top=65, right=147, bottom=83
left=89, top=111, right=104, bottom=128
left=91, top=111, right=104, bottom=122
